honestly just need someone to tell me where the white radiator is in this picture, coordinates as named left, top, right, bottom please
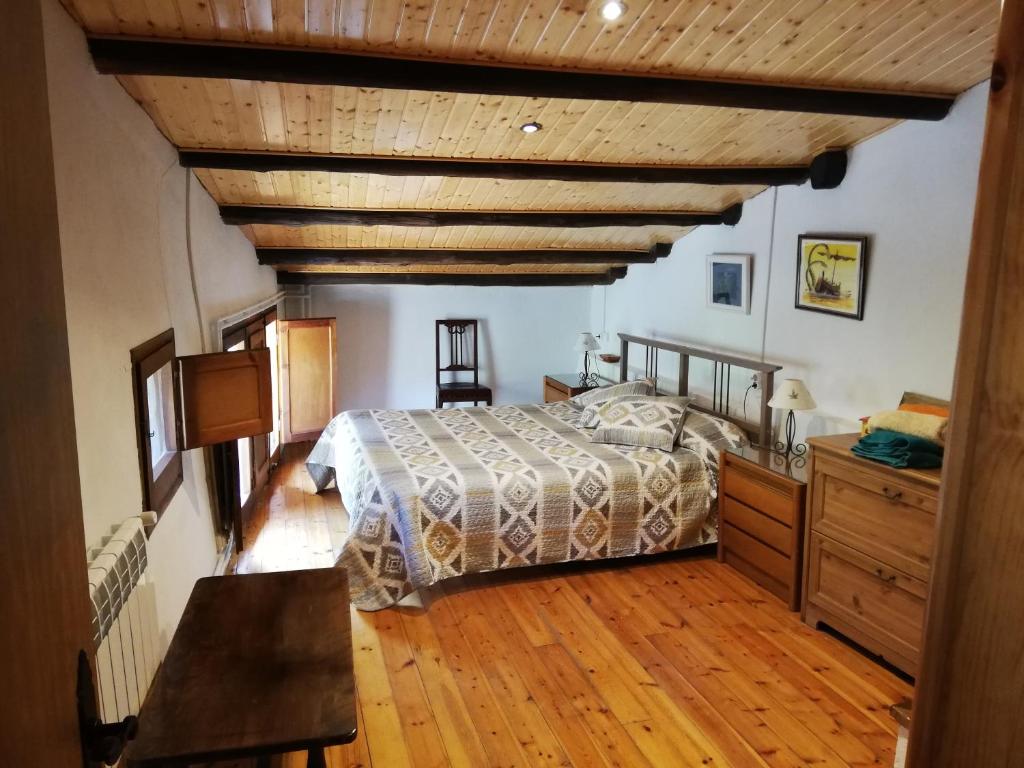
left=87, top=516, right=159, bottom=722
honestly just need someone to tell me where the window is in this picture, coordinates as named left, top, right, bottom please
left=266, top=317, right=281, bottom=457
left=227, top=337, right=253, bottom=507
left=131, top=329, right=183, bottom=515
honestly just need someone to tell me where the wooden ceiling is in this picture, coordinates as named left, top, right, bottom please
left=62, top=0, right=999, bottom=285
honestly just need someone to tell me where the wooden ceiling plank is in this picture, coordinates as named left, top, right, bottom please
left=176, top=0, right=219, bottom=39
left=244, top=222, right=693, bottom=250
left=254, top=81, right=288, bottom=149
left=826, top=0, right=978, bottom=87
left=65, top=0, right=120, bottom=33
left=660, top=0, right=739, bottom=75
left=350, top=84, right=382, bottom=155
left=917, top=38, right=998, bottom=92
left=255, top=244, right=670, bottom=266
left=740, top=0, right=857, bottom=83
left=896, top=10, right=1002, bottom=90
left=127, top=77, right=896, bottom=166
left=88, top=36, right=955, bottom=120
left=774, top=0, right=909, bottom=87
left=506, top=0, right=563, bottom=63
left=218, top=204, right=743, bottom=228
left=176, top=148, right=833, bottom=186
left=274, top=269, right=629, bottom=286
left=694, top=0, right=785, bottom=77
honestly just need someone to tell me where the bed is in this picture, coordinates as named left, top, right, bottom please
left=307, top=334, right=782, bottom=610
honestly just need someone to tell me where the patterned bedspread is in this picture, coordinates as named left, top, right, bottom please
left=307, top=401, right=720, bottom=610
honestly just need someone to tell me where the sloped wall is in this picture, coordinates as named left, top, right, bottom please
left=42, top=0, right=277, bottom=646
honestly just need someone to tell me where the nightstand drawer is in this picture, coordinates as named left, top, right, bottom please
left=720, top=466, right=795, bottom=526
left=721, top=496, right=791, bottom=555
left=807, top=533, right=927, bottom=667
left=543, top=382, right=569, bottom=403
left=721, top=523, right=791, bottom=587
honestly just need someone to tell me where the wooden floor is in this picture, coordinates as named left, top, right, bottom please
left=222, top=445, right=912, bottom=768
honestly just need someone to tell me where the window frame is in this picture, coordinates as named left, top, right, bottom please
left=130, top=328, right=183, bottom=516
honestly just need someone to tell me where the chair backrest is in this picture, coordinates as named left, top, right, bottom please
left=436, top=319, right=479, bottom=387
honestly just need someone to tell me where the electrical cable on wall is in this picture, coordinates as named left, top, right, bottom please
left=184, top=171, right=207, bottom=354
left=760, top=186, right=779, bottom=363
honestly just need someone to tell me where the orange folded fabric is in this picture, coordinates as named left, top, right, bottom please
left=899, top=402, right=950, bottom=418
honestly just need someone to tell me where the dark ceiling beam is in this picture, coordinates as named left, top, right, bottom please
left=222, top=204, right=742, bottom=228
left=89, top=36, right=953, bottom=121
left=181, top=149, right=849, bottom=189
left=256, top=244, right=671, bottom=266
left=275, top=267, right=628, bottom=287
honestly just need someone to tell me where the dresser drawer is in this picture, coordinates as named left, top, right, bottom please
left=721, top=496, right=791, bottom=555
left=810, top=456, right=936, bottom=580
left=807, top=533, right=927, bottom=666
left=720, top=461, right=795, bottom=526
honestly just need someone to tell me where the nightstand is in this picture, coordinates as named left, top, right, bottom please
left=718, top=445, right=808, bottom=610
left=542, top=373, right=609, bottom=403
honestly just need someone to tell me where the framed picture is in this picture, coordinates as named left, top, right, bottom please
left=795, top=234, right=869, bottom=320
left=706, top=254, right=752, bottom=314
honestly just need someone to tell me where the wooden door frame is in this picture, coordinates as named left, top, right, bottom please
left=909, top=1, right=1024, bottom=763
left=1, top=1, right=94, bottom=764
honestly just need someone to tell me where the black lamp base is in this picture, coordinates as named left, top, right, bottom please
left=578, top=352, right=599, bottom=387
left=773, top=410, right=807, bottom=458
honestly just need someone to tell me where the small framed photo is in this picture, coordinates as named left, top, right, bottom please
left=795, top=234, right=869, bottom=320
left=706, top=254, right=752, bottom=314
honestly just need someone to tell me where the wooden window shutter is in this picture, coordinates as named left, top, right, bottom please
left=179, top=348, right=273, bottom=450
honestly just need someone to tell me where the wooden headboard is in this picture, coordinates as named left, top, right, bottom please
left=617, top=333, right=783, bottom=446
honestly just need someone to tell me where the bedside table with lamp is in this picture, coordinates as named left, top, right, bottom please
left=717, top=378, right=816, bottom=610
left=543, top=332, right=614, bottom=402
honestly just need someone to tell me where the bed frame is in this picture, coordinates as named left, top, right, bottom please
left=617, top=333, right=782, bottom=447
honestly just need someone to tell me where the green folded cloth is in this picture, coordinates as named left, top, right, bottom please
left=851, top=429, right=943, bottom=469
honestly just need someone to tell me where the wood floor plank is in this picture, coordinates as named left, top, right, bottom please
left=226, top=448, right=911, bottom=768
left=426, top=589, right=551, bottom=768
left=349, top=608, right=416, bottom=767
left=369, top=607, right=452, bottom=768
left=395, top=604, right=492, bottom=767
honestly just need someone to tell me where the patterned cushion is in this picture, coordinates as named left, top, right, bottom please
left=579, top=394, right=690, bottom=429
left=676, top=409, right=749, bottom=459
left=569, top=378, right=656, bottom=409
left=591, top=397, right=689, bottom=452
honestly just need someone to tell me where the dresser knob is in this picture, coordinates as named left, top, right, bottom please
left=882, top=486, right=903, bottom=501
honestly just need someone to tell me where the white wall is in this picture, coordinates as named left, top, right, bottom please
left=592, top=82, right=988, bottom=441
left=42, top=0, right=278, bottom=646
left=311, top=284, right=591, bottom=409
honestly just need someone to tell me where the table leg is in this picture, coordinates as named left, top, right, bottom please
left=307, top=746, right=327, bottom=768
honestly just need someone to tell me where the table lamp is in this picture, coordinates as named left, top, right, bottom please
left=768, top=378, right=816, bottom=456
left=575, top=332, right=600, bottom=386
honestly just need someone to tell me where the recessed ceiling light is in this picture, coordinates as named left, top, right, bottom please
left=520, top=121, right=542, bottom=134
left=600, top=1, right=626, bottom=21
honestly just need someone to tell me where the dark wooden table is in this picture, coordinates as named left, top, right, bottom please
left=125, top=568, right=356, bottom=767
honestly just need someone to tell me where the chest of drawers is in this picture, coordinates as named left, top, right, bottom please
left=802, top=434, right=941, bottom=675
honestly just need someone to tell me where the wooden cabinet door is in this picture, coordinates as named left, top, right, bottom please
left=280, top=319, right=338, bottom=443
left=178, top=348, right=273, bottom=449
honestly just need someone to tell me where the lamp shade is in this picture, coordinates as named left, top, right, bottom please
left=767, top=378, right=816, bottom=411
left=574, top=332, right=600, bottom=352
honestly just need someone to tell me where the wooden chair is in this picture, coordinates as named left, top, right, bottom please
left=436, top=319, right=492, bottom=408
